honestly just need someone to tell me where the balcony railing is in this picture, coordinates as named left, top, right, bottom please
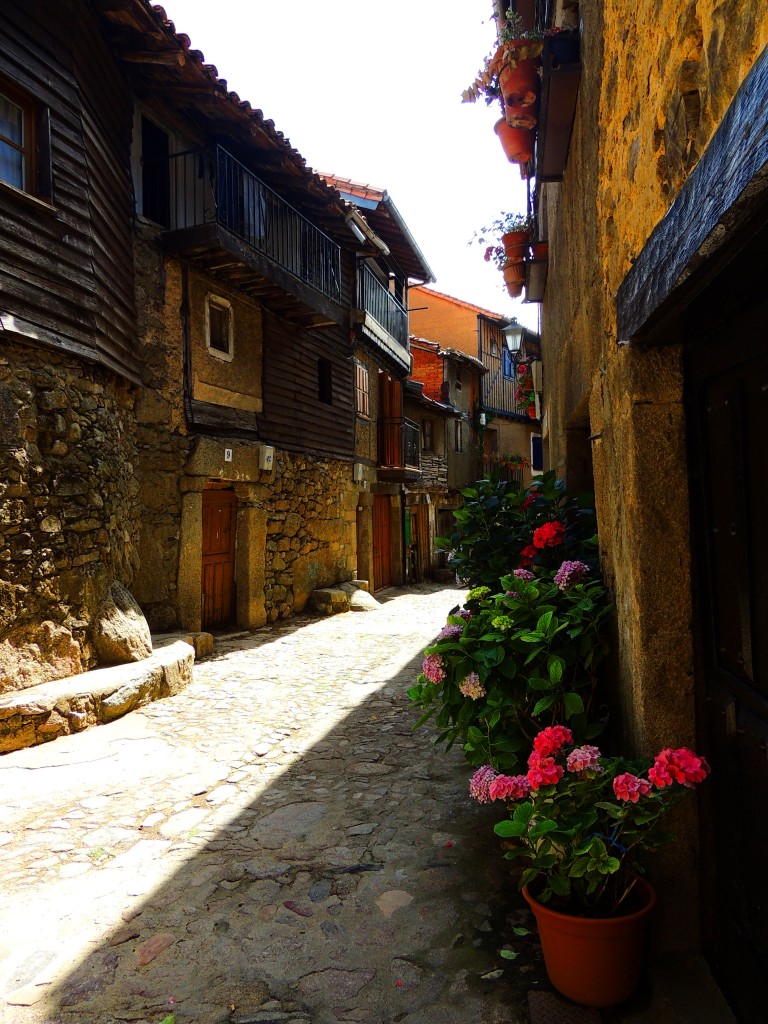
left=358, top=264, right=408, bottom=348
left=160, top=146, right=341, bottom=303
left=378, top=417, right=420, bottom=470
left=482, top=458, right=525, bottom=487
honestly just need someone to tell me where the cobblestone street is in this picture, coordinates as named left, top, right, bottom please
left=0, top=584, right=538, bottom=1024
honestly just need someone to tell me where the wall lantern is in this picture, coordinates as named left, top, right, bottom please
left=502, top=318, right=525, bottom=353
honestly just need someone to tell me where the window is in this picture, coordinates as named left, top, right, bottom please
left=422, top=418, right=433, bottom=452
left=0, top=77, right=51, bottom=201
left=318, top=358, right=333, bottom=404
left=454, top=369, right=462, bottom=392
left=454, top=419, right=463, bottom=453
left=141, top=115, right=170, bottom=227
left=502, top=348, right=514, bottom=378
left=531, top=433, right=544, bottom=471
left=355, top=361, right=370, bottom=418
left=205, top=295, right=233, bottom=359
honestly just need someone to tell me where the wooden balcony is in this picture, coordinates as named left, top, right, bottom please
left=377, top=416, right=420, bottom=481
left=535, top=33, right=582, bottom=182
left=158, top=147, right=344, bottom=328
left=355, top=264, right=410, bottom=372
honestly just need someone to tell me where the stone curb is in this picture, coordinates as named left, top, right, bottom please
left=0, top=640, right=195, bottom=754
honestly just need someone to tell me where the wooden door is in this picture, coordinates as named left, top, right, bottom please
left=202, top=489, right=236, bottom=629
left=686, top=301, right=768, bottom=1022
left=372, top=494, right=393, bottom=591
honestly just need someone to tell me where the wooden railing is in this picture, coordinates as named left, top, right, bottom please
left=358, top=264, right=408, bottom=348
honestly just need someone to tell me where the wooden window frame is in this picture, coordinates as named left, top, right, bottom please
left=354, top=361, right=370, bottom=418
left=422, top=417, right=434, bottom=452
left=205, top=294, right=234, bottom=361
left=0, top=75, right=51, bottom=203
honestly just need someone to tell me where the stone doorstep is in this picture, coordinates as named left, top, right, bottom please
left=309, top=581, right=380, bottom=616
left=152, top=629, right=215, bottom=660
left=0, top=640, right=195, bottom=755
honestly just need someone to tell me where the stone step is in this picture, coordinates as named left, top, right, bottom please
left=0, top=640, right=195, bottom=755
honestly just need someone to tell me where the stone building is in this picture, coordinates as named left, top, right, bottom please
left=409, top=287, right=540, bottom=482
left=0, top=0, right=405, bottom=691
left=320, top=176, right=434, bottom=593
left=496, top=0, right=768, bottom=1013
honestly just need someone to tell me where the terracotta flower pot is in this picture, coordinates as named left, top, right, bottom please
left=506, top=281, right=524, bottom=299
left=494, top=119, right=535, bottom=164
left=502, top=261, right=525, bottom=286
left=498, top=59, right=540, bottom=108
left=523, top=879, right=656, bottom=1007
left=530, top=240, right=549, bottom=260
left=501, top=229, right=529, bottom=262
left=527, top=403, right=537, bottom=418
left=505, top=104, right=538, bottom=130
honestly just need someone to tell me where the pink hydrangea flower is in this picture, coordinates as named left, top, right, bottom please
left=532, top=725, right=573, bottom=757
left=649, top=747, right=711, bottom=789
left=553, top=560, right=590, bottom=589
left=566, top=744, right=602, bottom=774
left=488, top=774, right=531, bottom=802
left=422, top=654, right=445, bottom=684
left=469, top=764, right=498, bottom=803
left=527, top=752, right=564, bottom=789
left=438, top=622, right=464, bottom=640
left=513, top=568, right=535, bottom=582
left=613, top=772, right=653, bottom=803
left=459, top=672, right=486, bottom=700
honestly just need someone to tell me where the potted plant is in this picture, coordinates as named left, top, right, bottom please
left=475, top=212, right=531, bottom=261
left=495, top=118, right=535, bottom=164
left=479, top=726, right=710, bottom=1006
left=462, top=12, right=544, bottom=108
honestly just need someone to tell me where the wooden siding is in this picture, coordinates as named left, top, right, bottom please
left=260, top=310, right=355, bottom=458
left=0, top=2, right=138, bottom=381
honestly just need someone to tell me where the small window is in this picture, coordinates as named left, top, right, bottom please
left=141, top=115, right=170, bottom=227
left=454, top=370, right=462, bottom=392
left=454, top=419, right=463, bottom=453
left=0, top=77, right=51, bottom=201
left=355, top=361, right=369, bottom=418
left=502, top=349, right=514, bottom=378
left=318, top=358, right=333, bottom=404
left=531, top=433, right=544, bottom=471
left=422, top=418, right=433, bottom=452
left=206, top=295, right=233, bottom=360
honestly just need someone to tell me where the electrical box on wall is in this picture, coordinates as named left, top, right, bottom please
left=353, top=463, right=365, bottom=483
left=259, top=445, right=274, bottom=471
left=224, top=448, right=233, bottom=462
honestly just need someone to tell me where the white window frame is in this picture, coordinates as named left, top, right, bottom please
left=205, top=294, right=234, bottom=361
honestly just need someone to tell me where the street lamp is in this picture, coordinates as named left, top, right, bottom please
left=502, top=318, right=525, bottom=354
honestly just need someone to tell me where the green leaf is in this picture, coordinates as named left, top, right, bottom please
left=528, top=676, right=556, bottom=691
left=599, top=856, right=621, bottom=874
left=536, top=611, right=553, bottom=633
left=512, top=926, right=530, bottom=936
left=548, top=873, right=570, bottom=896
left=547, top=655, right=565, bottom=684
left=528, top=818, right=559, bottom=839
left=563, top=692, right=584, bottom=718
left=532, top=695, right=556, bottom=716
left=412, top=708, right=436, bottom=729
left=500, top=949, right=519, bottom=960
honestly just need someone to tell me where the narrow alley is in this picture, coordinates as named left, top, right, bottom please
left=0, top=585, right=538, bottom=1024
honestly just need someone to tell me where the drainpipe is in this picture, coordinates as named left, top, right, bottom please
left=180, top=263, right=194, bottom=426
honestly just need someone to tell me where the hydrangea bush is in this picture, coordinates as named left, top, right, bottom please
left=437, top=470, right=598, bottom=592
left=408, top=563, right=611, bottom=773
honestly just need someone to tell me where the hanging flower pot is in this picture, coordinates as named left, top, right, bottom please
left=530, top=240, right=549, bottom=260
left=523, top=879, right=656, bottom=1007
left=502, top=261, right=525, bottom=287
left=505, top=104, right=538, bottom=130
left=506, top=280, right=524, bottom=299
left=501, top=229, right=530, bottom=262
left=494, top=119, right=535, bottom=164
left=498, top=60, right=540, bottom=108
left=527, top=403, right=537, bottom=418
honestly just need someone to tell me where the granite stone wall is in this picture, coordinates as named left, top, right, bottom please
left=0, top=341, right=139, bottom=692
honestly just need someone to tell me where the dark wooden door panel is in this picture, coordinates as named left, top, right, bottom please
left=372, top=494, right=393, bottom=591
left=202, top=489, right=236, bottom=629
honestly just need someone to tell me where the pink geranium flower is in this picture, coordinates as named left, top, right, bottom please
left=613, top=772, right=653, bottom=803
left=566, top=744, right=601, bottom=774
left=489, top=774, right=531, bottom=801
left=649, top=747, right=711, bottom=789
left=469, top=764, right=498, bottom=804
left=533, top=725, right=573, bottom=757
left=527, top=751, right=564, bottom=789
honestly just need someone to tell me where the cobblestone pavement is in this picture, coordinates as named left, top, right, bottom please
left=0, top=584, right=542, bottom=1024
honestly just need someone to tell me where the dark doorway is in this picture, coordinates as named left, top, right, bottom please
left=372, top=493, right=393, bottom=591
left=685, top=223, right=768, bottom=1022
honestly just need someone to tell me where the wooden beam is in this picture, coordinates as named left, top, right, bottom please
left=119, top=50, right=185, bottom=66
left=616, top=44, right=768, bottom=343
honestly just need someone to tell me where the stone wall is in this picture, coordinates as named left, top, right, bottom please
left=0, top=340, right=139, bottom=692
left=538, top=0, right=768, bottom=948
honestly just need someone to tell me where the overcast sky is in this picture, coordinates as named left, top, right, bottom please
left=159, top=0, right=540, bottom=329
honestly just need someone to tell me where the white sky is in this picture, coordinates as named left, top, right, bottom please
left=159, top=0, right=540, bottom=330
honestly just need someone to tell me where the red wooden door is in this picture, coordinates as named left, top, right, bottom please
left=372, top=494, right=393, bottom=591
left=202, top=489, right=236, bottom=629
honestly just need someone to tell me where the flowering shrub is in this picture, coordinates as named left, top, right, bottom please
left=483, top=244, right=508, bottom=270
left=409, top=567, right=611, bottom=773
left=485, top=725, right=710, bottom=916
left=436, top=471, right=599, bottom=592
